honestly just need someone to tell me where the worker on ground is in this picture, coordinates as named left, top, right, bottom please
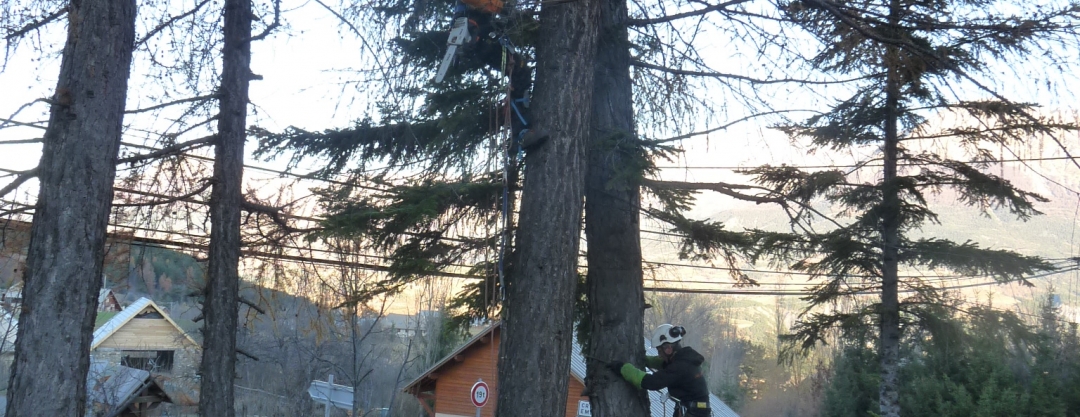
left=608, top=324, right=711, bottom=417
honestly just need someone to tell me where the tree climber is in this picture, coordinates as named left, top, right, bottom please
left=607, top=324, right=712, bottom=417
left=436, top=0, right=548, bottom=150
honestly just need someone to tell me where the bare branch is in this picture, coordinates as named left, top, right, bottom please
left=236, top=348, right=260, bottom=361
left=239, top=296, right=267, bottom=314
left=4, top=7, right=68, bottom=41
left=0, top=118, right=46, bottom=130
left=116, top=134, right=218, bottom=164
left=629, top=0, right=751, bottom=26
left=134, top=0, right=213, bottom=48
left=0, top=138, right=42, bottom=145
left=125, top=94, right=218, bottom=114
left=649, top=109, right=819, bottom=144
left=249, top=0, right=282, bottom=42
left=113, top=182, right=213, bottom=207
left=0, top=99, right=50, bottom=131
left=0, top=203, right=35, bottom=218
left=0, top=168, right=39, bottom=199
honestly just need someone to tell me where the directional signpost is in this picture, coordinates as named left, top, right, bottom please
left=471, top=379, right=489, bottom=417
left=308, top=374, right=354, bottom=417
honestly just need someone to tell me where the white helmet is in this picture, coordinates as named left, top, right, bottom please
left=651, top=324, right=685, bottom=348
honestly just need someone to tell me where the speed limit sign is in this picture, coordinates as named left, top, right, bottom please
left=471, top=379, right=489, bottom=408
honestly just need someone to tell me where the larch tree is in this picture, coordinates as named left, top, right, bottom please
left=4, top=0, right=138, bottom=415
left=199, top=0, right=256, bottom=414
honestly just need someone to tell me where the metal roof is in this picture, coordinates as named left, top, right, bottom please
left=87, top=360, right=172, bottom=409
left=91, top=297, right=199, bottom=350
left=0, top=309, right=16, bottom=353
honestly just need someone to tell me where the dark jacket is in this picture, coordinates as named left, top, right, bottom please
left=642, top=347, right=711, bottom=417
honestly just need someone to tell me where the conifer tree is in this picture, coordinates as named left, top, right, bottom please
left=729, top=1, right=1080, bottom=415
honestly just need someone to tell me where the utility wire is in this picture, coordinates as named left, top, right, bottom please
left=655, top=155, right=1080, bottom=171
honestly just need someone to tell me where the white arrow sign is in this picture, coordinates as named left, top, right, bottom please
left=308, top=374, right=355, bottom=414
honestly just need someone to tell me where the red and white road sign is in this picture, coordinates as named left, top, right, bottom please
left=470, top=380, right=489, bottom=408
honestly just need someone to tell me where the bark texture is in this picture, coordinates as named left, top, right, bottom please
left=584, top=0, right=651, bottom=413
left=5, top=0, right=136, bottom=415
left=198, top=0, right=252, bottom=415
left=494, top=0, right=600, bottom=415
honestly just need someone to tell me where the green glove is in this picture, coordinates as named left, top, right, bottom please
left=619, top=363, right=646, bottom=390
left=645, top=355, right=664, bottom=370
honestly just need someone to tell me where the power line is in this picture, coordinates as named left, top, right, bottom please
left=654, top=155, right=1080, bottom=171
left=644, top=267, right=1080, bottom=296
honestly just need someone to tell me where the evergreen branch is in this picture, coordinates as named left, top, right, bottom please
left=643, top=208, right=756, bottom=284
left=241, top=199, right=322, bottom=235
left=800, top=0, right=1080, bottom=172
left=631, top=58, right=883, bottom=85
left=629, top=0, right=752, bottom=26
left=902, top=239, right=1056, bottom=285
left=641, top=178, right=784, bottom=204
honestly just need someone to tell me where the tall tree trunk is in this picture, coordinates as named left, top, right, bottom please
left=5, top=0, right=136, bottom=415
left=351, top=306, right=364, bottom=416
left=583, top=0, right=650, bottom=414
left=199, top=0, right=252, bottom=414
left=878, top=5, right=902, bottom=414
left=495, top=0, right=600, bottom=416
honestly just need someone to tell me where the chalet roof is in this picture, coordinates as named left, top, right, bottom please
left=404, top=322, right=740, bottom=417
left=98, top=288, right=116, bottom=305
left=402, top=323, right=498, bottom=393
left=91, top=297, right=199, bottom=350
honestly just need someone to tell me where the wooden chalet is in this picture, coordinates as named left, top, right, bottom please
left=403, top=323, right=589, bottom=417
left=98, top=288, right=122, bottom=312
left=92, top=297, right=202, bottom=411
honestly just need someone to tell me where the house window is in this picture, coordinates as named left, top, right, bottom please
left=121, top=350, right=174, bottom=372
